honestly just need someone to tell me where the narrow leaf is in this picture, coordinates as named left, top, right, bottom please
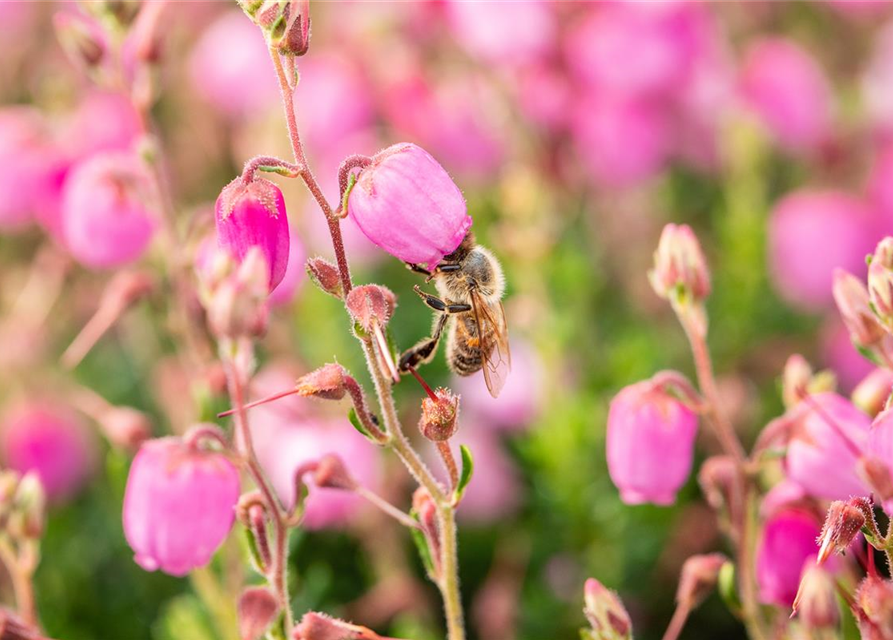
left=454, top=445, right=474, bottom=502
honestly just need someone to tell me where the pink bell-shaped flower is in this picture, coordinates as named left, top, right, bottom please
left=0, top=402, right=96, bottom=503
left=786, top=392, right=870, bottom=501
left=215, top=176, right=290, bottom=292
left=756, top=508, right=822, bottom=607
left=123, top=436, right=240, bottom=577
left=606, top=379, right=699, bottom=506
left=347, top=143, right=472, bottom=269
left=61, top=152, right=157, bottom=269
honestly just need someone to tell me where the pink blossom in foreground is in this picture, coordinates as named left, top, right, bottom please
left=739, top=37, right=833, bottom=154
left=453, top=339, right=544, bottom=432
left=189, top=10, right=279, bottom=120
left=572, top=94, right=672, bottom=189
left=0, top=403, right=95, bottom=502
left=62, top=152, right=157, bottom=269
left=250, top=413, right=380, bottom=530
left=768, top=190, right=876, bottom=310
left=123, top=437, right=240, bottom=577
left=756, top=508, right=822, bottom=607
left=347, top=143, right=472, bottom=268
left=786, top=392, right=871, bottom=501
left=216, top=177, right=290, bottom=292
left=444, top=0, right=555, bottom=68
left=606, top=380, right=698, bottom=506
left=0, top=107, right=59, bottom=232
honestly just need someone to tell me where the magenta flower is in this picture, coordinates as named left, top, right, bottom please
left=0, top=403, right=95, bottom=502
left=572, top=94, right=671, bottom=189
left=756, top=508, right=822, bottom=607
left=215, top=177, right=290, bottom=292
left=739, top=38, right=833, bottom=154
left=606, top=380, right=698, bottom=506
left=768, top=189, right=876, bottom=310
left=347, top=143, right=472, bottom=268
left=61, top=152, right=157, bottom=269
left=189, top=10, right=279, bottom=120
left=786, top=392, right=870, bottom=501
left=65, top=90, right=140, bottom=159
left=123, top=437, right=240, bottom=577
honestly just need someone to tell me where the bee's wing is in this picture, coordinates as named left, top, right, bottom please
left=470, top=291, right=511, bottom=398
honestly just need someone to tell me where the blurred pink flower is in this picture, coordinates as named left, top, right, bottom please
left=0, top=107, right=60, bottom=233
left=216, top=177, right=290, bottom=292
left=756, top=508, right=822, bottom=607
left=863, top=22, right=893, bottom=133
left=62, top=152, right=157, bottom=269
left=566, top=2, right=707, bottom=99
left=453, top=339, right=544, bottom=432
left=347, top=143, right=472, bottom=268
left=445, top=0, right=555, bottom=68
left=786, top=392, right=870, bottom=501
left=65, top=91, right=141, bottom=160
left=606, top=379, right=698, bottom=506
left=446, top=427, right=521, bottom=526
left=294, top=53, right=375, bottom=153
left=189, top=10, right=279, bottom=120
left=514, top=63, right=572, bottom=134
left=768, top=189, right=876, bottom=310
left=739, top=38, right=833, bottom=154
left=760, top=480, right=808, bottom=519
left=123, top=437, right=240, bottom=576
left=868, top=408, right=893, bottom=513
left=268, top=229, right=306, bottom=307
left=821, top=320, right=875, bottom=392
left=1, top=402, right=95, bottom=502
left=250, top=410, right=380, bottom=530
left=573, top=94, right=671, bottom=189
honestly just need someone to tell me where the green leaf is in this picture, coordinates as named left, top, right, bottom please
left=242, top=527, right=264, bottom=574
left=257, top=164, right=299, bottom=178
left=348, top=408, right=372, bottom=440
left=454, top=445, right=474, bottom=502
left=341, top=171, right=357, bottom=213
left=409, top=515, right=435, bottom=579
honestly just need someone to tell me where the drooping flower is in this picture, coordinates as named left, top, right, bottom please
left=347, top=143, right=472, bottom=268
left=768, top=190, right=876, bottom=310
left=756, top=508, right=822, bottom=607
left=0, top=403, right=95, bottom=502
left=606, top=379, right=699, bottom=506
left=61, top=152, right=157, bottom=269
left=786, top=392, right=871, bottom=501
left=123, top=436, right=240, bottom=576
left=215, top=176, right=290, bottom=292
left=739, top=37, right=833, bottom=154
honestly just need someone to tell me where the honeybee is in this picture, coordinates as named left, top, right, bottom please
left=399, top=232, right=511, bottom=398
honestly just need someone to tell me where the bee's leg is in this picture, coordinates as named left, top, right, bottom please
left=399, top=313, right=449, bottom=372
left=405, top=263, right=432, bottom=277
left=412, top=285, right=471, bottom=314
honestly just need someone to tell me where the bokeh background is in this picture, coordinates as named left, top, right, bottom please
left=0, top=1, right=890, bottom=638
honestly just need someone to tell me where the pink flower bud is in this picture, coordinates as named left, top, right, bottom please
left=649, top=223, right=711, bottom=302
left=295, top=364, right=348, bottom=401
left=293, top=612, right=385, bottom=640
left=273, top=0, right=310, bottom=57
left=816, top=498, right=869, bottom=564
left=305, top=256, right=343, bottom=299
left=0, top=403, right=95, bottom=503
left=65, top=91, right=141, bottom=159
left=347, top=143, right=472, bottom=269
left=418, top=388, right=459, bottom=442
left=53, top=11, right=107, bottom=71
left=786, top=392, right=870, bottom=500
left=869, top=237, right=893, bottom=329
left=61, top=152, right=157, bottom=269
left=856, top=576, right=893, bottom=639
left=833, top=272, right=888, bottom=350
left=215, top=176, right=290, bottom=292
left=345, top=284, right=397, bottom=333
left=189, top=10, right=279, bottom=120
left=238, top=587, right=279, bottom=640
left=739, top=38, right=833, bottom=154
left=203, top=247, right=271, bottom=339
left=698, top=455, right=743, bottom=513
left=123, top=436, right=240, bottom=576
left=312, top=454, right=357, bottom=491
left=97, top=406, right=152, bottom=451
left=676, top=553, right=727, bottom=610
left=756, top=508, right=822, bottom=607
left=8, top=473, right=46, bottom=540
left=606, top=379, right=699, bottom=506
left=583, top=578, right=632, bottom=640
left=795, top=563, right=839, bottom=631
left=769, top=191, right=876, bottom=311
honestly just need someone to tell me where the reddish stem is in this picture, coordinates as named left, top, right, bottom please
left=218, top=387, right=299, bottom=418
left=408, top=366, right=439, bottom=402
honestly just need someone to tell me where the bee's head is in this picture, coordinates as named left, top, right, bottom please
left=443, top=231, right=475, bottom=263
